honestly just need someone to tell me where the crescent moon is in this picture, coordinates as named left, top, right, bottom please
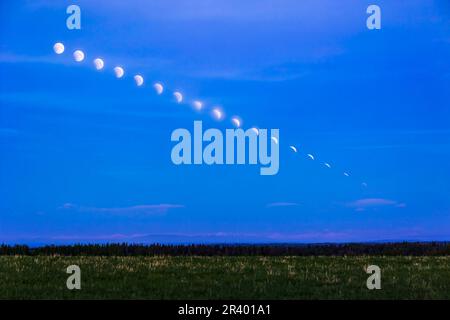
left=251, top=127, right=259, bottom=136
left=344, top=172, right=350, bottom=177
left=134, top=75, right=144, bottom=86
left=193, top=100, right=203, bottom=110
left=93, top=58, right=104, bottom=70
left=53, top=42, right=64, bottom=54
left=307, top=154, right=315, bottom=160
left=361, top=182, right=368, bottom=188
left=324, top=162, right=331, bottom=168
left=212, top=108, right=223, bottom=120
left=271, top=137, right=279, bottom=144
left=153, top=83, right=164, bottom=95
left=114, top=66, right=124, bottom=78
left=174, top=92, right=183, bottom=103
left=289, top=146, right=297, bottom=153
left=231, top=117, right=241, bottom=128
left=73, top=50, right=85, bottom=62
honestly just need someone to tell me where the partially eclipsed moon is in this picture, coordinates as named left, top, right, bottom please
left=231, top=117, right=241, bottom=128
left=73, top=50, right=85, bottom=62
left=307, top=154, right=315, bottom=160
left=154, top=83, right=163, bottom=95
left=114, top=66, right=124, bottom=78
left=93, top=58, right=104, bottom=70
left=193, top=100, right=203, bottom=110
left=251, top=127, right=259, bottom=136
left=289, top=146, right=297, bottom=153
left=134, top=75, right=144, bottom=86
left=174, top=92, right=183, bottom=103
left=271, top=137, right=279, bottom=144
left=212, top=108, right=223, bottom=120
left=53, top=42, right=64, bottom=54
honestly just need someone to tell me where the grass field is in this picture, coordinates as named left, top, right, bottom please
left=1, top=256, right=450, bottom=299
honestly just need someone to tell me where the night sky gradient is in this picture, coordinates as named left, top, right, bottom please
left=1, top=0, right=449, bottom=244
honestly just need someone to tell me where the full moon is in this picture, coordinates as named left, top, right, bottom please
left=93, top=58, right=104, bottom=70
left=134, top=75, right=144, bottom=86
left=154, top=83, right=164, bottom=95
left=73, top=50, right=85, bottom=62
left=53, top=42, right=64, bottom=54
left=114, top=66, right=124, bottom=78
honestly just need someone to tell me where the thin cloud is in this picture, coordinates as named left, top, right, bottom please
left=266, top=202, right=300, bottom=208
left=0, top=52, right=64, bottom=65
left=59, top=203, right=184, bottom=216
left=189, top=66, right=309, bottom=82
left=346, top=198, right=406, bottom=212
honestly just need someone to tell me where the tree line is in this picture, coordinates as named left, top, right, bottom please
left=1, top=242, right=449, bottom=256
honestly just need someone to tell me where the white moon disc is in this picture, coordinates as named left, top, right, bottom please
left=271, top=137, right=279, bottom=144
left=114, top=66, right=124, bottom=78
left=212, top=108, right=223, bottom=120
left=174, top=91, right=183, bottom=103
left=73, top=50, right=85, bottom=62
left=324, top=162, right=331, bottom=168
left=93, top=58, right=104, bottom=70
left=53, top=42, right=64, bottom=54
left=134, top=75, right=144, bottom=86
left=154, top=83, right=164, bottom=95
left=193, top=100, right=203, bottom=110
left=231, top=117, right=241, bottom=128
left=307, top=154, right=315, bottom=160
left=289, top=145, right=297, bottom=153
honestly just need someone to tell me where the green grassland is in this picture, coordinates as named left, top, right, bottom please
left=1, top=256, right=449, bottom=299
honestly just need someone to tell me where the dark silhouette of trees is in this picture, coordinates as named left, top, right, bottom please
left=1, top=242, right=450, bottom=256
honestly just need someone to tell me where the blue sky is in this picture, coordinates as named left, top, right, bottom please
left=1, top=0, right=449, bottom=244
